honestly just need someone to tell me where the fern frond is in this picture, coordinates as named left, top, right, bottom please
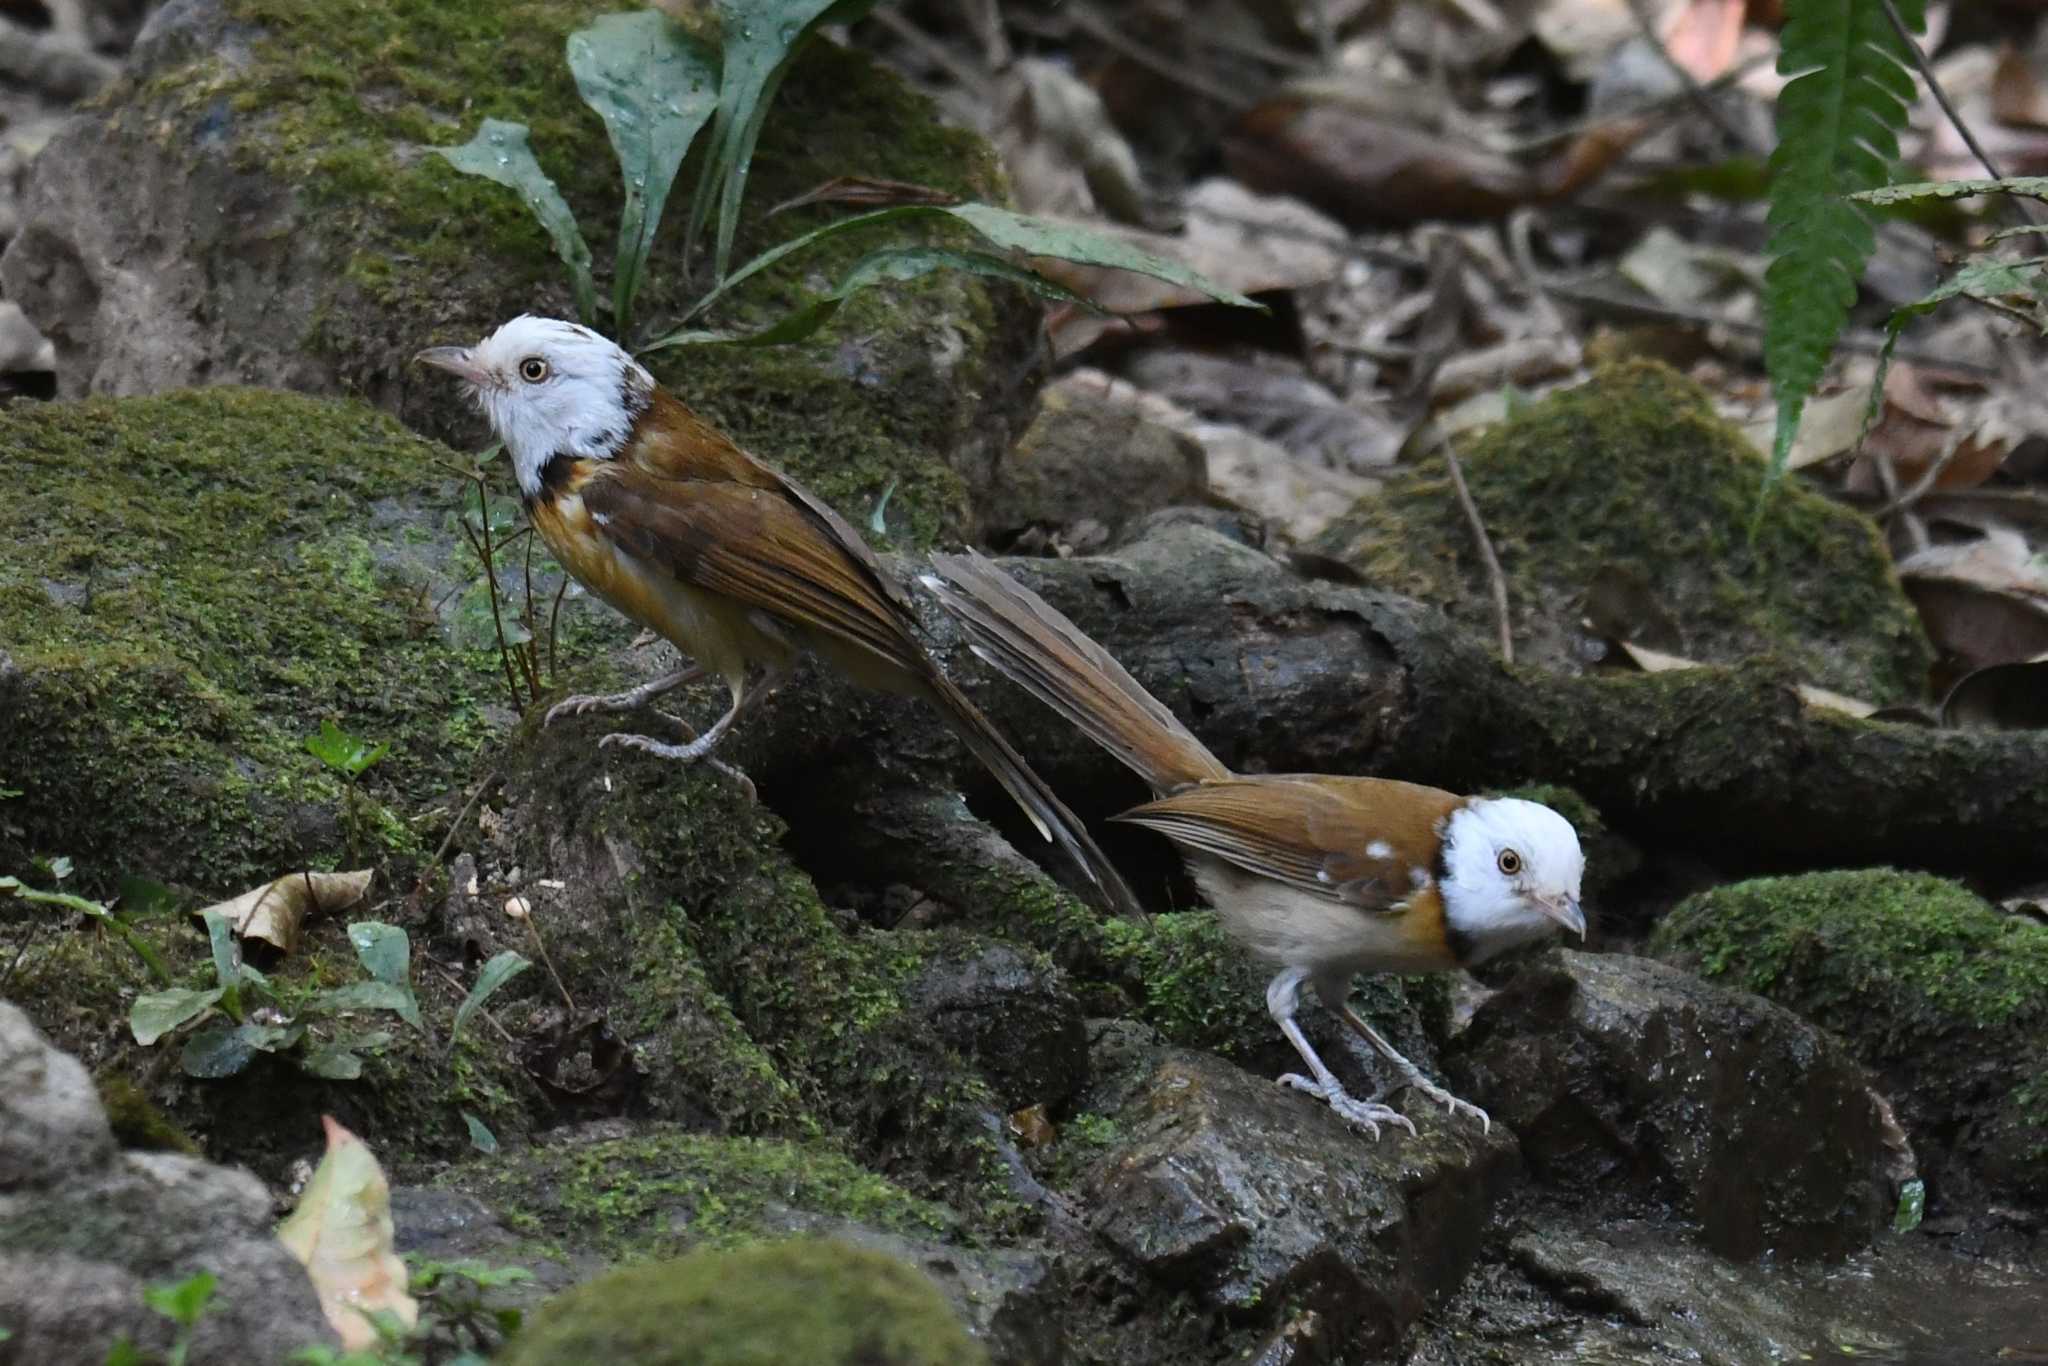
left=1762, top=0, right=1925, bottom=486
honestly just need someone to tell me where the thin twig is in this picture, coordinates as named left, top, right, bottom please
left=461, top=479, right=524, bottom=711
left=1438, top=435, right=1513, bottom=662
left=1624, top=0, right=1762, bottom=154
left=0, top=916, right=44, bottom=996
left=1014, top=7, right=1252, bottom=111
left=1882, top=0, right=2039, bottom=228
left=1878, top=437, right=1969, bottom=519
left=867, top=6, right=988, bottom=93
left=430, top=961, right=519, bottom=1048
left=546, top=575, right=569, bottom=684
left=409, top=772, right=502, bottom=911
left=522, top=915, right=575, bottom=1014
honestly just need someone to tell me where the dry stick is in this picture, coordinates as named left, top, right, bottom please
left=1624, top=0, right=1763, bottom=154
left=1882, top=0, right=2041, bottom=229
left=867, top=6, right=988, bottom=94
left=546, top=575, right=569, bottom=685
left=1439, top=434, right=1513, bottom=662
left=461, top=479, right=523, bottom=712
left=521, top=914, right=576, bottom=1013
left=430, top=961, right=519, bottom=1049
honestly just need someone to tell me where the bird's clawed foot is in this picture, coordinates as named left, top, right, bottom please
left=1401, top=1075, right=1491, bottom=1134
left=544, top=666, right=706, bottom=728
left=596, top=730, right=756, bottom=801
left=1277, top=1072, right=1418, bottom=1139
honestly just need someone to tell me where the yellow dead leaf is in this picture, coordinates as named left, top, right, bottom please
left=206, top=869, right=373, bottom=955
left=1616, top=641, right=1875, bottom=718
left=277, top=1115, right=419, bottom=1349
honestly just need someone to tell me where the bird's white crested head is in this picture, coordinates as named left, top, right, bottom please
left=1438, top=796, right=1586, bottom=961
left=416, top=315, right=655, bottom=498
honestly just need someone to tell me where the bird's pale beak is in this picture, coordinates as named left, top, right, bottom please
left=414, top=346, right=491, bottom=388
left=1544, top=895, right=1587, bottom=940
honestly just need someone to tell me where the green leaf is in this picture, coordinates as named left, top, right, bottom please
left=307, top=979, right=420, bottom=1022
left=453, top=950, right=531, bottom=1046
left=304, top=720, right=390, bottom=779
left=567, top=10, right=719, bottom=332
left=1860, top=257, right=2048, bottom=440
left=1850, top=176, right=2048, bottom=207
left=348, top=921, right=411, bottom=988
left=437, top=119, right=598, bottom=326
left=180, top=1023, right=257, bottom=1078
left=1762, top=0, right=1925, bottom=490
left=104, top=1340, right=148, bottom=1366
left=661, top=245, right=1103, bottom=348
left=690, top=0, right=883, bottom=279
left=144, top=1272, right=218, bottom=1328
left=655, top=202, right=1257, bottom=347
left=239, top=1022, right=307, bottom=1053
left=463, top=1111, right=500, bottom=1154
left=116, top=875, right=181, bottom=919
left=200, top=908, right=240, bottom=996
left=298, top=1043, right=365, bottom=1080
left=131, top=988, right=225, bottom=1046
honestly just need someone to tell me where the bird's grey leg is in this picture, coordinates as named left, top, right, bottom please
left=545, top=664, right=708, bottom=726
left=1269, top=967, right=1417, bottom=1139
left=1335, top=997, right=1491, bottom=1133
left=598, top=663, right=789, bottom=768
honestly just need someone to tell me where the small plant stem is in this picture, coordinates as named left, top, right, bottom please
left=460, top=480, right=523, bottom=711
left=547, top=576, right=569, bottom=684
left=1439, top=434, right=1514, bottom=663
left=1881, top=0, right=2039, bottom=228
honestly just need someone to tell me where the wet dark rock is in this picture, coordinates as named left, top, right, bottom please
left=1653, top=869, right=2048, bottom=1210
left=1078, top=1046, right=1518, bottom=1356
left=0, top=1001, right=334, bottom=1364
left=903, top=940, right=1089, bottom=1113
left=1447, top=951, right=1901, bottom=1259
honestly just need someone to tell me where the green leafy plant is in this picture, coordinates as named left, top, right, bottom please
left=0, top=870, right=172, bottom=984
left=438, top=5, right=1252, bottom=343
left=102, top=1271, right=218, bottom=1366
left=1761, top=0, right=1925, bottom=489
left=307, top=720, right=391, bottom=863
left=128, top=917, right=420, bottom=1080
left=444, top=456, right=567, bottom=714
left=451, top=949, right=532, bottom=1049
left=288, top=1260, right=530, bottom=1366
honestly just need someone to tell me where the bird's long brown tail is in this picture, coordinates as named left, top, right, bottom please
left=923, top=551, right=1231, bottom=794
left=923, top=670, right=1143, bottom=918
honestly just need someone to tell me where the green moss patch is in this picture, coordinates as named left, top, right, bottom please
left=500, top=1237, right=985, bottom=1366
left=1312, top=361, right=1932, bottom=702
left=0, top=389, right=492, bottom=892
left=1653, top=869, right=2048, bottom=1198
left=446, top=1126, right=953, bottom=1263
left=129, top=0, right=1030, bottom=543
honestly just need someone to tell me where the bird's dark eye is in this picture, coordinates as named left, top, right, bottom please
left=519, top=357, right=550, bottom=383
left=1497, top=848, right=1522, bottom=876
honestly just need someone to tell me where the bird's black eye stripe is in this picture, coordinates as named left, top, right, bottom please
left=519, top=357, right=550, bottom=383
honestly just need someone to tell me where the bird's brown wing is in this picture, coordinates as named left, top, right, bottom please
left=1114, top=775, right=1464, bottom=911
left=621, top=391, right=922, bottom=622
left=580, top=462, right=921, bottom=676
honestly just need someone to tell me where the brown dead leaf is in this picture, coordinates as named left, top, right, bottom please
left=996, top=58, right=1150, bottom=224
left=1900, top=529, right=2048, bottom=670
left=277, top=1115, right=418, bottom=1350
left=1039, top=178, right=1346, bottom=356
left=1008, top=1103, right=1055, bottom=1148
left=1223, top=95, right=1619, bottom=226
left=1615, top=640, right=1877, bottom=716
left=1940, top=659, right=2048, bottom=730
left=1994, top=44, right=2048, bottom=131
left=205, top=869, right=373, bottom=956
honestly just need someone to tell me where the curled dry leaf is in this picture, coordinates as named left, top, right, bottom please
left=204, top=869, right=373, bottom=956
left=1940, top=659, right=2048, bottom=730
left=1899, top=528, right=2048, bottom=671
left=277, top=1115, right=418, bottom=1350
left=1614, top=640, right=1877, bottom=717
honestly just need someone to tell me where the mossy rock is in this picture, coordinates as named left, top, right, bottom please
left=1311, top=361, right=1933, bottom=703
left=1651, top=869, right=2048, bottom=1204
left=5, top=0, right=1041, bottom=545
left=440, top=1124, right=954, bottom=1264
left=0, top=388, right=505, bottom=892
left=501, top=1237, right=988, bottom=1366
